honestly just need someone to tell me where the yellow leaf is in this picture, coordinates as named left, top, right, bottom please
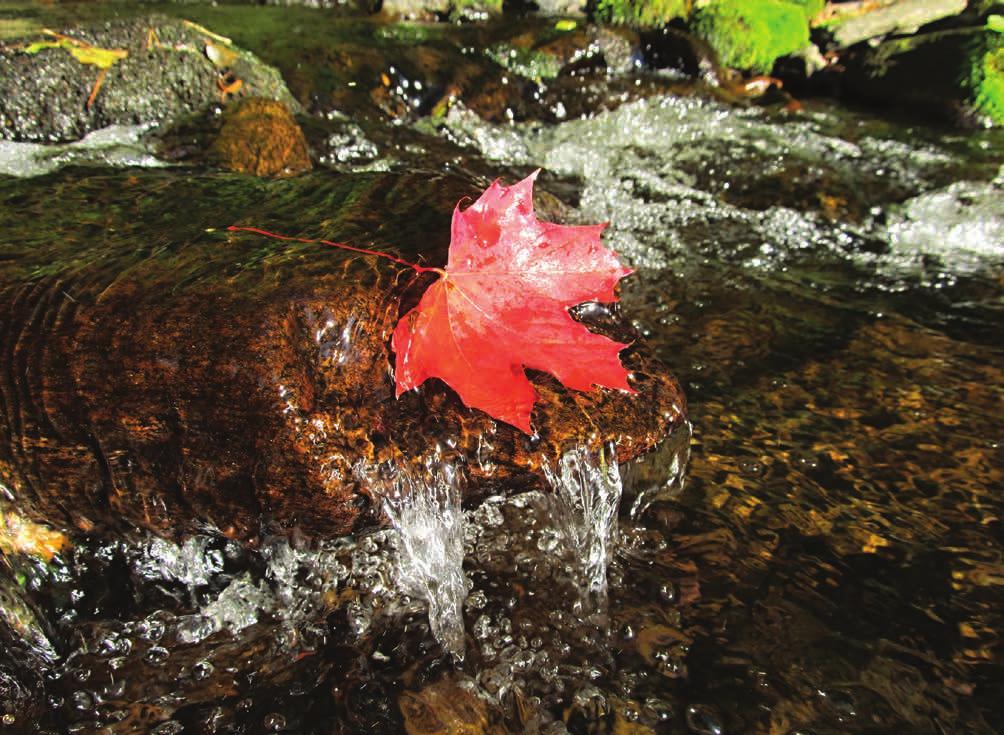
left=22, top=39, right=62, bottom=54
left=21, top=35, right=127, bottom=69
left=68, top=44, right=128, bottom=69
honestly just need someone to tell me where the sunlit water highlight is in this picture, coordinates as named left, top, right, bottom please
left=543, top=444, right=623, bottom=606
left=358, top=456, right=469, bottom=661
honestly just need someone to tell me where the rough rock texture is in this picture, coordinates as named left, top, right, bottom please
left=824, top=0, right=967, bottom=48
left=209, top=97, right=312, bottom=177
left=0, top=16, right=298, bottom=143
left=534, top=0, right=588, bottom=15
left=0, top=169, right=687, bottom=544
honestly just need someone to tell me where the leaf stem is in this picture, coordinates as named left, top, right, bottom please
left=226, top=225, right=444, bottom=276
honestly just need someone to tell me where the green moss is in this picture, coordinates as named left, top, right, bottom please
left=691, top=0, right=811, bottom=73
left=784, top=0, right=825, bottom=20
left=593, top=0, right=691, bottom=28
left=969, top=32, right=1004, bottom=125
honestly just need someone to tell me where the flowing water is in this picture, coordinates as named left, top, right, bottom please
left=357, top=454, right=470, bottom=661
left=543, top=444, right=624, bottom=606
left=1, top=5, right=1003, bottom=734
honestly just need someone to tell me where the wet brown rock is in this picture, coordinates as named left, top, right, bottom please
left=209, top=97, right=312, bottom=178
left=399, top=676, right=512, bottom=735
left=0, top=169, right=687, bottom=544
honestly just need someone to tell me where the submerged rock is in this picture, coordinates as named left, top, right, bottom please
left=399, top=675, right=511, bottom=734
left=0, top=169, right=686, bottom=544
left=0, top=16, right=298, bottom=143
left=209, top=97, right=312, bottom=177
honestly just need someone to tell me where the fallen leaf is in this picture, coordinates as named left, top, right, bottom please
left=23, top=34, right=128, bottom=69
left=392, top=171, right=635, bottom=433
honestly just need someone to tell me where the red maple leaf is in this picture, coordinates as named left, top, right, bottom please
left=228, top=171, right=636, bottom=434
left=392, top=171, right=635, bottom=433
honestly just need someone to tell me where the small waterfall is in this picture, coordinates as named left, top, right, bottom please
left=359, top=455, right=469, bottom=661
left=543, top=444, right=624, bottom=605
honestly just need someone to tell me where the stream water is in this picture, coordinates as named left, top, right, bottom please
left=1, top=4, right=1002, bottom=734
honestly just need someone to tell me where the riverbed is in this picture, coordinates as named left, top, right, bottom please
left=0, top=4, right=1002, bottom=734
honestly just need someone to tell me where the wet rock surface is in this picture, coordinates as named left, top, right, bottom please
left=0, top=16, right=297, bottom=143
left=841, top=26, right=999, bottom=125
left=0, top=168, right=685, bottom=544
left=209, top=97, right=312, bottom=176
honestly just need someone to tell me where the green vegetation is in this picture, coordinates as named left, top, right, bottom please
left=691, top=0, right=812, bottom=73
left=593, top=0, right=691, bottom=28
left=968, top=28, right=1004, bottom=125
left=783, top=0, right=825, bottom=20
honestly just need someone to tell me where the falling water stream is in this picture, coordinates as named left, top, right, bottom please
left=358, top=441, right=651, bottom=662
left=359, top=456, right=470, bottom=661
left=543, top=444, right=624, bottom=607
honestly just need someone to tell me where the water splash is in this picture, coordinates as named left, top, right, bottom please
left=543, top=444, right=623, bottom=605
left=359, top=455, right=469, bottom=660
left=0, top=124, right=164, bottom=178
left=621, top=420, right=692, bottom=519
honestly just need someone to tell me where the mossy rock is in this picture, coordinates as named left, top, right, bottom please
left=691, top=0, right=811, bottom=73
left=784, top=0, right=825, bottom=20
left=593, top=0, right=691, bottom=28
left=209, top=97, right=312, bottom=177
left=843, top=25, right=1003, bottom=127
left=967, top=23, right=1004, bottom=124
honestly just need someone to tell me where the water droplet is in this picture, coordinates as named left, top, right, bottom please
left=659, top=582, right=678, bottom=603
left=263, top=713, right=287, bottom=731
left=686, top=704, right=723, bottom=735
left=144, top=646, right=170, bottom=666
left=643, top=697, right=673, bottom=722
left=818, top=688, right=856, bottom=721
left=536, top=529, right=560, bottom=552
left=192, top=660, right=214, bottom=681
left=71, top=690, right=93, bottom=711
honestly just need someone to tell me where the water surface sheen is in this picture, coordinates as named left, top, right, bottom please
left=0, top=5, right=1002, bottom=734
